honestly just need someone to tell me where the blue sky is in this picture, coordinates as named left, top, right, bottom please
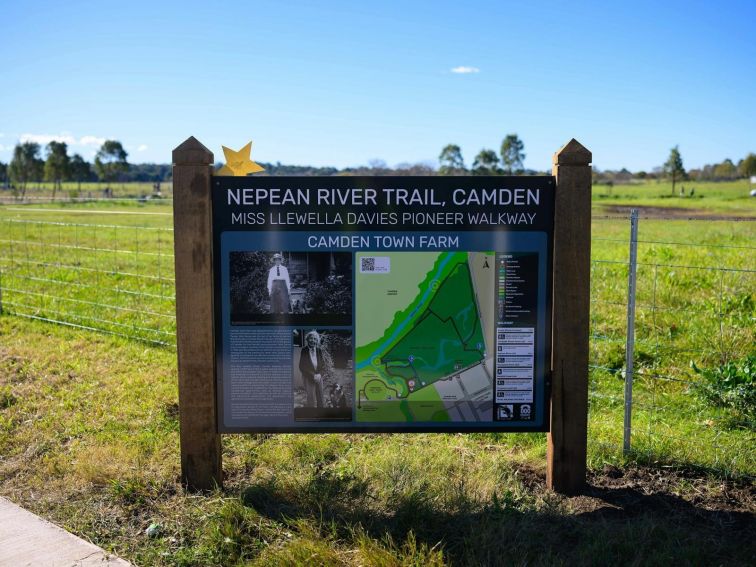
left=1, top=0, right=754, bottom=171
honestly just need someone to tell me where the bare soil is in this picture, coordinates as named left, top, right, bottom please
left=572, top=465, right=755, bottom=526
left=599, top=205, right=755, bottom=220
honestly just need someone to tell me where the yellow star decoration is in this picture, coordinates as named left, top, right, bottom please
left=216, top=141, right=265, bottom=176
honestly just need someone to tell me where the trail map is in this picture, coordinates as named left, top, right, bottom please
left=356, top=252, right=495, bottom=422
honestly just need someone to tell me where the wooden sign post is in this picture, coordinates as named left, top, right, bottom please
left=172, top=136, right=591, bottom=494
left=172, top=137, right=222, bottom=490
left=547, top=139, right=592, bottom=494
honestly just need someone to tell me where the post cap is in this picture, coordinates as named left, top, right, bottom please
left=173, top=136, right=214, bottom=165
left=553, top=138, right=592, bottom=166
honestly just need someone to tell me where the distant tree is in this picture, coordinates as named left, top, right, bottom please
left=687, top=168, right=702, bottom=180
left=714, top=159, right=737, bottom=180
left=368, top=159, right=388, bottom=171
left=69, top=154, right=93, bottom=191
left=260, top=162, right=338, bottom=176
left=125, top=162, right=172, bottom=182
left=472, top=149, right=501, bottom=175
left=663, top=146, right=686, bottom=195
left=737, top=154, right=756, bottom=178
left=500, top=134, right=525, bottom=174
left=94, top=140, right=129, bottom=186
left=0, top=161, right=7, bottom=188
left=9, top=142, right=44, bottom=199
left=44, top=141, right=71, bottom=200
left=32, top=152, right=44, bottom=188
left=394, top=162, right=436, bottom=176
left=616, top=167, right=633, bottom=183
left=438, top=144, right=465, bottom=175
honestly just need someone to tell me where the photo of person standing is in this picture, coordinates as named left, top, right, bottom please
left=230, top=251, right=352, bottom=325
left=267, top=253, right=291, bottom=314
left=292, top=328, right=353, bottom=421
left=299, top=330, right=325, bottom=408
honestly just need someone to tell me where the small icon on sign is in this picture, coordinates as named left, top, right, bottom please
left=520, top=404, right=532, bottom=419
left=498, top=405, right=514, bottom=420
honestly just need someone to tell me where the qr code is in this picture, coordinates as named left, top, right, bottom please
left=359, top=256, right=389, bottom=274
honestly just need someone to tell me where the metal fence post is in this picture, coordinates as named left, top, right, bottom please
left=623, top=209, right=639, bottom=454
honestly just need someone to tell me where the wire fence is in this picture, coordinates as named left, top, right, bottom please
left=0, top=204, right=754, bottom=470
left=588, top=213, right=755, bottom=472
left=0, top=212, right=176, bottom=346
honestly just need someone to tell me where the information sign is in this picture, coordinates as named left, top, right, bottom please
left=212, top=176, right=554, bottom=432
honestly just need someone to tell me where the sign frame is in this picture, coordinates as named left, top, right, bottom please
left=172, top=137, right=592, bottom=494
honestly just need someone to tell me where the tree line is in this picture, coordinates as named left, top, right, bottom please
left=0, top=140, right=170, bottom=199
left=2, top=137, right=753, bottom=194
left=594, top=146, right=756, bottom=190
left=438, top=134, right=529, bottom=175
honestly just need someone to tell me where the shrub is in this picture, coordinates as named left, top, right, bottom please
left=229, top=252, right=270, bottom=314
left=691, top=354, right=756, bottom=429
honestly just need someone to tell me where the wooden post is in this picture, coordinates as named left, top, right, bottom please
left=547, top=139, right=592, bottom=495
left=172, top=136, right=222, bottom=490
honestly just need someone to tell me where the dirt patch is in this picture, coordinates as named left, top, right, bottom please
left=568, top=465, right=755, bottom=526
left=599, top=205, right=755, bottom=221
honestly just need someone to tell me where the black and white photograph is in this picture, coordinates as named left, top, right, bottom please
left=292, top=329, right=353, bottom=421
left=229, top=251, right=352, bottom=325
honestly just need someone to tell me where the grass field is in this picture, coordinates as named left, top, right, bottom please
left=1, top=181, right=174, bottom=201
left=592, top=179, right=754, bottom=216
left=0, top=317, right=753, bottom=566
left=0, top=181, right=754, bottom=565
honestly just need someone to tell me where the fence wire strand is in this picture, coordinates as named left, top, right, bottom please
left=1, top=206, right=754, bottom=472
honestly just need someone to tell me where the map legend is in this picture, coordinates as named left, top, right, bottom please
left=494, top=252, right=539, bottom=421
left=497, top=260, right=506, bottom=319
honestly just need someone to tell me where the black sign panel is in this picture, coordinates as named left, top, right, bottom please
left=212, top=176, right=554, bottom=432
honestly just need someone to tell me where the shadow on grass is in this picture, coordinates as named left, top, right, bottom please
left=235, top=467, right=755, bottom=566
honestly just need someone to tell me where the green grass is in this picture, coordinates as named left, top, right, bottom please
left=588, top=216, right=755, bottom=475
left=592, top=179, right=755, bottom=216
left=0, top=317, right=753, bottom=565
left=0, top=183, right=754, bottom=564
left=2, top=181, right=173, bottom=200
left=0, top=199, right=175, bottom=343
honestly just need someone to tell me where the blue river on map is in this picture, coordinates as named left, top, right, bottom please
left=355, top=253, right=456, bottom=370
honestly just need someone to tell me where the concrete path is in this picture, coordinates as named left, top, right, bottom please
left=0, top=497, right=132, bottom=566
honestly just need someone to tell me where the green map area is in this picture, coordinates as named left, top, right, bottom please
left=356, top=252, right=492, bottom=423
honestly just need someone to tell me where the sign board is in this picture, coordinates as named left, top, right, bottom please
left=212, top=176, right=554, bottom=432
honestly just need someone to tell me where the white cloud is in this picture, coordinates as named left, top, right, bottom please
left=137, top=144, right=148, bottom=152
left=78, top=135, right=107, bottom=147
left=21, top=133, right=76, bottom=145
left=450, top=66, right=480, bottom=74
left=18, top=133, right=108, bottom=149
